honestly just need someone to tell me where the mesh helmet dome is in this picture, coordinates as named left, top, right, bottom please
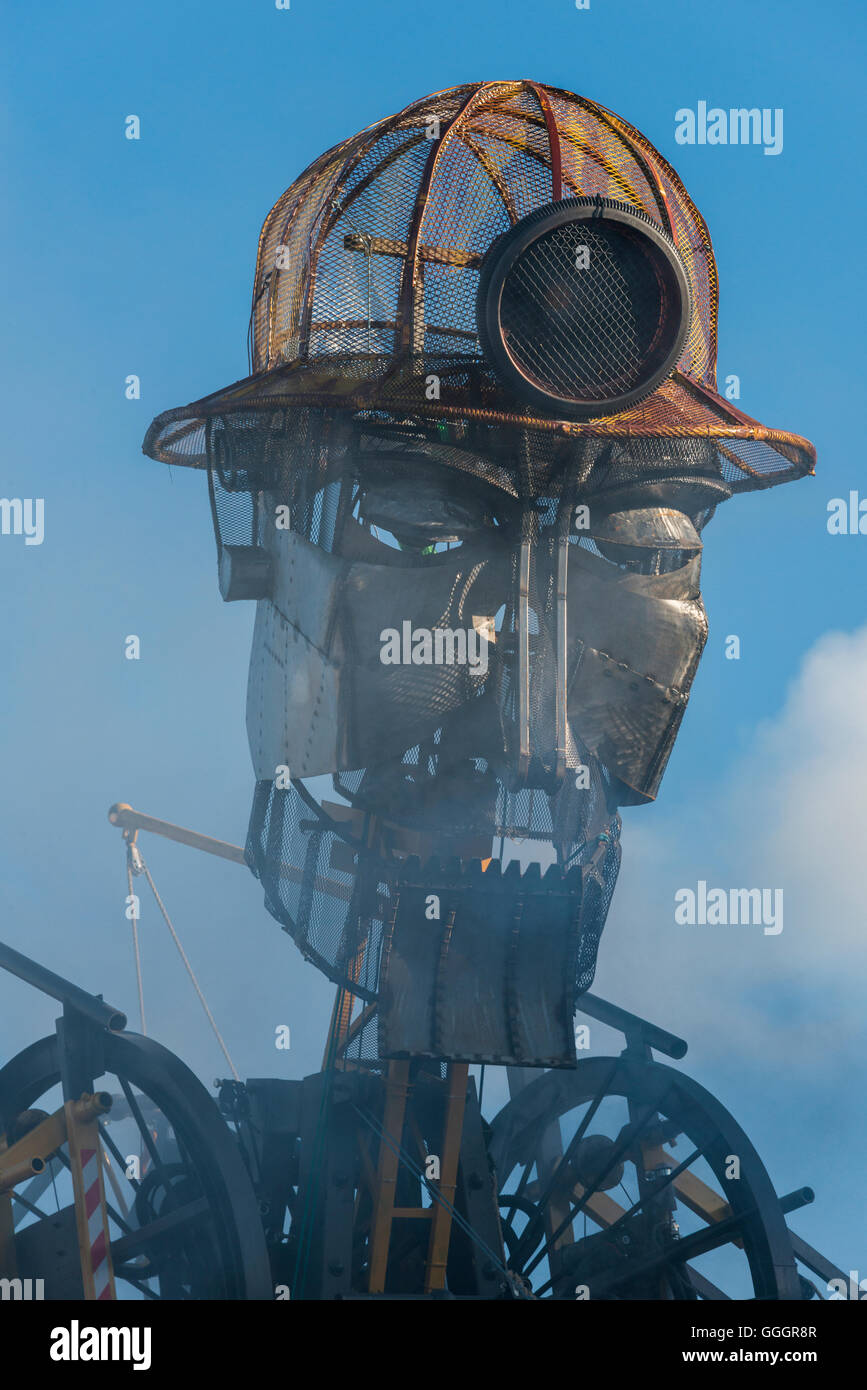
left=143, top=79, right=815, bottom=493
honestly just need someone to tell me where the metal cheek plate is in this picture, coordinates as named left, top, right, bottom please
left=246, top=528, right=507, bottom=779
left=565, top=544, right=708, bottom=800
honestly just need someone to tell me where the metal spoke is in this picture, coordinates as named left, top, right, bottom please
left=502, top=1160, right=535, bottom=1233
left=117, top=1076, right=178, bottom=1210
left=115, top=1272, right=161, bottom=1301
left=110, top=1195, right=211, bottom=1265
left=522, top=1088, right=673, bottom=1280
left=601, top=1144, right=703, bottom=1243
left=510, top=1058, right=622, bottom=1269
left=104, top=1199, right=134, bottom=1236
left=498, top=1193, right=541, bottom=1256
left=49, top=1159, right=61, bottom=1213
left=0, top=1027, right=270, bottom=1302
left=99, top=1120, right=141, bottom=1191
left=11, top=1191, right=50, bottom=1221
left=529, top=1139, right=708, bottom=1298
left=588, top=1203, right=757, bottom=1299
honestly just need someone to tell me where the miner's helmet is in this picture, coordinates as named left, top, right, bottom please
left=142, top=79, right=815, bottom=495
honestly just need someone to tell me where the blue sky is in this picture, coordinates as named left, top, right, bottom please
left=2, top=0, right=865, bottom=1289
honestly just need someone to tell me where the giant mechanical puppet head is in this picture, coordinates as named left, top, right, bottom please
left=144, top=82, right=814, bottom=1066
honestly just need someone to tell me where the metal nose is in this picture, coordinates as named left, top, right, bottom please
left=497, top=532, right=570, bottom=793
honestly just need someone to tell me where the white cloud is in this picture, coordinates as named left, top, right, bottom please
left=592, top=624, right=867, bottom=1073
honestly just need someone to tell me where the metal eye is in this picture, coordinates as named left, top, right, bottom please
left=589, top=507, right=702, bottom=574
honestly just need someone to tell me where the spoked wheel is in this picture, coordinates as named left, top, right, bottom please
left=0, top=1032, right=272, bottom=1300
left=488, top=1056, right=806, bottom=1301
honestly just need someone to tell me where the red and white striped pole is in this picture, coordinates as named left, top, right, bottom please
left=66, top=1095, right=117, bottom=1301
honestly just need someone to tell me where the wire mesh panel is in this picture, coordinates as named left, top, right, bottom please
left=244, top=775, right=622, bottom=1013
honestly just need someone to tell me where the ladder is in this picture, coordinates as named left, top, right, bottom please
left=367, top=1060, right=469, bottom=1294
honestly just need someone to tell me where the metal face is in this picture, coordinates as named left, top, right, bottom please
left=245, top=527, right=502, bottom=781
left=140, top=77, right=815, bottom=1014
left=233, top=425, right=712, bottom=1004
left=245, top=461, right=708, bottom=810
left=565, top=543, right=708, bottom=802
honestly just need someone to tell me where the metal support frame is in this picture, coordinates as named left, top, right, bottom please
left=0, top=1094, right=116, bottom=1300
left=366, top=1059, right=474, bottom=1295
left=424, top=1062, right=468, bottom=1292
left=295, top=1072, right=357, bottom=1300
left=367, top=1061, right=411, bottom=1292
left=0, top=939, right=130, bottom=1301
left=3, top=798, right=849, bottom=1302
left=448, top=1080, right=506, bottom=1296
left=491, top=997, right=816, bottom=1301
left=506, top=1065, right=572, bottom=1288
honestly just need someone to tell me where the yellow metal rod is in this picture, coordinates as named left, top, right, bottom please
left=368, top=1061, right=411, bottom=1294
left=108, top=804, right=247, bottom=864
left=424, top=1063, right=469, bottom=1293
left=109, top=802, right=354, bottom=902
left=72, top=1092, right=113, bottom=1123
left=0, top=1109, right=68, bottom=1180
left=0, top=1157, right=44, bottom=1195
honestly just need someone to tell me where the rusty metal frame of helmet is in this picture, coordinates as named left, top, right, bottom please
left=143, top=80, right=815, bottom=495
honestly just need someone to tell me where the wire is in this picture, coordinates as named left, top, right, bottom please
left=138, top=857, right=240, bottom=1081
left=126, top=853, right=147, bottom=1035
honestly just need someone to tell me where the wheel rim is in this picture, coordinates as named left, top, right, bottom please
left=0, top=1032, right=272, bottom=1300
left=488, top=1056, right=802, bottom=1300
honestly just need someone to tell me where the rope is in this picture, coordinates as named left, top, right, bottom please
left=126, top=853, right=147, bottom=1035
left=138, top=857, right=240, bottom=1082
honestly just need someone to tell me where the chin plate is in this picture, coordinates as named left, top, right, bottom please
left=378, top=858, right=583, bottom=1068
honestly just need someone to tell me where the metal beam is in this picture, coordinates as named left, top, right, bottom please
left=0, top=940, right=126, bottom=1032
left=344, top=235, right=482, bottom=269
left=578, top=993, right=688, bottom=1060
left=368, top=1061, right=411, bottom=1294
left=424, top=1063, right=468, bottom=1292
left=109, top=801, right=355, bottom=903
left=108, top=803, right=247, bottom=865
left=788, top=1230, right=849, bottom=1290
